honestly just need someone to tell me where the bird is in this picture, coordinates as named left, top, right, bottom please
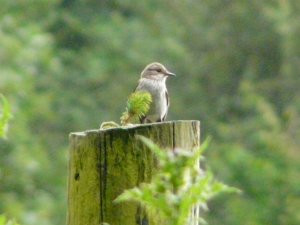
left=134, top=62, right=176, bottom=123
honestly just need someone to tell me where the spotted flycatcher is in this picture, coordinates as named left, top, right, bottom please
left=134, top=62, right=176, bottom=123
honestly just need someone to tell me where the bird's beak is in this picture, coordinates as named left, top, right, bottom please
left=165, top=71, right=176, bottom=77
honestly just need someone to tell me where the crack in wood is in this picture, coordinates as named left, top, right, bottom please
left=99, top=135, right=104, bottom=222
left=172, top=122, right=176, bottom=150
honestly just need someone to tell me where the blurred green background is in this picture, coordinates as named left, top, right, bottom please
left=1, top=0, right=300, bottom=224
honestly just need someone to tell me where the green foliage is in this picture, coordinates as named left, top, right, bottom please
left=0, top=95, right=12, bottom=138
left=0, top=215, right=19, bottom=225
left=0, top=0, right=300, bottom=224
left=115, top=137, right=238, bottom=225
left=120, top=91, right=152, bottom=125
left=101, top=91, right=152, bottom=128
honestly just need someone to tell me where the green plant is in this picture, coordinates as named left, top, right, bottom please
left=0, top=215, right=20, bottom=225
left=115, top=136, right=239, bottom=225
left=0, top=94, right=12, bottom=138
left=120, top=91, right=152, bottom=125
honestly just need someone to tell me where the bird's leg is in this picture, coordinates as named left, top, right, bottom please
left=139, top=116, right=146, bottom=124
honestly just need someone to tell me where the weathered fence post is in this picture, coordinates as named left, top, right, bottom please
left=67, top=120, right=200, bottom=225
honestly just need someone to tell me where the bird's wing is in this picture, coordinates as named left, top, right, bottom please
left=161, top=90, right=169, bottom=121
left=166, top=89, right=169, bottom=107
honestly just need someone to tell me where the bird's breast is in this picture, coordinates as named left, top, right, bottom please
left=136, top=79, right=168, bottom=121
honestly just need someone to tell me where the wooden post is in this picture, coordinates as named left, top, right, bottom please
left=67, top=120, right=200, bottom=225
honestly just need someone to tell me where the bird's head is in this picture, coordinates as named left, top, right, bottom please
left=141, top=62, right=176, bottom=81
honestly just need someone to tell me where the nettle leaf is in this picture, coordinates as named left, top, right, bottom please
left=116, top=137, right=238, bottom=225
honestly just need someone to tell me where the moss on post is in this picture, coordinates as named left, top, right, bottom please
left=67, top=120, right=200, bottom=225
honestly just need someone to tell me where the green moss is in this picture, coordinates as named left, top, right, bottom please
left=68, top=120, right=200, bottom=225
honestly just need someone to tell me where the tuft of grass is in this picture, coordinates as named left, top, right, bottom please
left=120, top=91, right=152, bottom=125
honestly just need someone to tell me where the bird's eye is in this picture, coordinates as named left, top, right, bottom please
left=157, top=69, right=162, bottom=72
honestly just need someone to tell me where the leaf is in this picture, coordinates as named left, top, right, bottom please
left=115, top=136, right=238, bottom=225
left=0, top=215, right=19, bottom=225
left=100, top=121, right=120, bottom=129
left=0, top=94, right=12, bottom=138
left=136, top=135, right=168, bottom=161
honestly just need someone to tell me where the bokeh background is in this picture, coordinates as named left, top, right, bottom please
left=1, top=0, right=300, bottom=224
